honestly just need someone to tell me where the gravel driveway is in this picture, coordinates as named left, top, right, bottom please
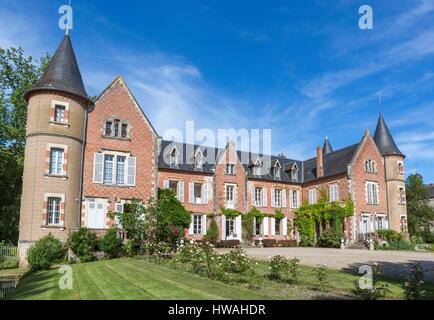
left=219, top=247, right=434, bottom=283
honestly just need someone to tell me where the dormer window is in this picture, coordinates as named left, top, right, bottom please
left=273, top=162, right=281, bottom=179
left=291, top=164, right=299, bottom=182
left=365, top=159, right=376, bottom=173
left=170, top=148, right=179, bottom=167
left=252, top=159, right=262, bottom=176
left=195, top=150, right=204, bottom=171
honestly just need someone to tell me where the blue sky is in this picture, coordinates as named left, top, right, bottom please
left=1, top=0, right=434, bottom=182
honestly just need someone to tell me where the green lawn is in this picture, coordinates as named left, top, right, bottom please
left=4, top=258, right=434, bottom=300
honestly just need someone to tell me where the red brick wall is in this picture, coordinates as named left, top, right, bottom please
left=82, top=78, right=158, bottom=226
left=302, top=173, right=349, bottom=203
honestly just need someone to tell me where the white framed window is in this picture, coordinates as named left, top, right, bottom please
left=365, top=159, right=376, bottom=173
left=329, top=183, right=339, bottom=202
left=272, top=189, right=282, bottom=207
left=47, top=197, right=61, bottom=225
left=225, top=184, right=236, bottom=208
left=366, top=181, right=379, bottom=205
left=93, top=152, right=136, bottom=186
left=398, top=187, right=406, bottom=205
left=274, top=163, right=281, bottom=179
left=189, top=181, right=208, bottom=204
left=254, top=187, right=263, bottom=207
left=275, top=218, right=281, bottom=235
left=194, top=149, right=204, bottom=171
left=164, top=179, right=184, bottom=202
left=225, top=164, right=235, bottom=175
left=49, top=148, right=64, bottom=175
left=193, top=214, right=202, bottom=234
left=291, top=168, right=299, bottom=182
left=398, top=161, right=404, bottom=175
left=226, top=218, right=235, bottom=237
left=54, top=105, right=65, bottom=123
left=359, top=214, right=371, bottom=234
left=375, top=215, right=388, bottom=231
left=308, top=188, right=317, bottom=204
left=290, top=190, right=299, bottom=208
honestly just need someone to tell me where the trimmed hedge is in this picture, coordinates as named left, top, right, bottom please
left=214, top=240, right=240, bottom=248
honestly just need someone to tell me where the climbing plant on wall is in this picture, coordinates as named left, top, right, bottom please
left=294, top=190, right=354, bottom=246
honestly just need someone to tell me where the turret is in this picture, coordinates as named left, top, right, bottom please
left=373, top=114, right=407, bottom=235
left=18, top=34, right=89, bottom=265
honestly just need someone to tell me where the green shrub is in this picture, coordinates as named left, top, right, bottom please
left=204, top=215, right=219, bottom=243
left=124, top=239, right=139, bottom=257
left=1, top=258, right=19, bottom=269
left=317, top=229, right=342, bottom=248
left=405, top=263, right=425, bottom=300
left=388, top=240, right=413, bottom=251
left=99, top=228, right=123, bottom=259
left=298, top=235, right=314, bottom=247
left=220, top=247, right=253, bottom=274
left=376, top=230, right=403, bottom=242
left=141, top=241, right=172, bottom=263
left=352, top=264, right=390, bottom=300
left=314, top=265, right=328, bottom=291
left=68, top=228, right=98, bottom=262
left=267, top=255, right=300, bottom=283
left=27, top=234, right=64, bottom=271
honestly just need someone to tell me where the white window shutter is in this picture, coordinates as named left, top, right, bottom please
left=127, top=157, right=136, bottom=186
left=271, top=218, right=276, bottom=236
left=263, top=188, right=267, bottom=207
left=221, top=215, right=226, bottom=240
left=282, top=190, right=287, bottom=208
left=202, top=183, right=208, bottom=204
left=251, top=186, right=255, bottom=206
left=282, top=218, right=288, bottom=236
left=271, top=189, right=276, bottom=208
left=93, top=153, right=104, bottom=183
left=263, top=217, right=269, bottom=236
left=296, top=191, right=300, bottom=208
left=289, top=190, right=294, bottom=208
left=189, top=214, right=194, bottom=235
left=235, top=215, right=242, bottom=240
left=178, top=181, right=184, bottom=202
left=385, top=216, right=389, bottom=230
left=189, top=182, right=195, bottom=203
left=163, top=179, right=169, bottom=189
left=202, top=215, right=207, bottom=235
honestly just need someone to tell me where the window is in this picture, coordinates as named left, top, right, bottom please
left=308, top=188, right=317, bottom=204
left=194, top=182, right=202, bottom=203
left=121, top=124, right=128, bottom=138
left=291, top=190, right=298, bottom=208
left=254, top=187, right=263, bottom=207
left=113, top=119, right=120, bottom=137
left=169, top=180, right=178, bottom=195
left=399, top=187, right=406, bottom=205
left=375, top=215, right=387, bottom=231
left=275, top=219, right=281, bottom=235
left=274, top=163, right=281, bottom=179
left=226, top=184, right=235, bottom=208
left=193, top=214, right=202, bottom=234
left=291, top=168, right=299, bottom=182
left=360, top=215, right=370, bottom=234
left=274, top=189, right=282, bottom=207
left=400, top=215, right=407, bottom=233
left=195, top=152, right=204, bottom=171
left=226, top=218, right=235, bottom=237
left=103, top=155, right=114, bottom=184
left=366, top=182, right=379, bottom=205
left=170, top=148, right=179, bottom=167
left=398, top=161, right=404, bottom=174
left=54, top=105, right=65, bottom=123
left=49, top=148, right=64, bottom=175
left=225, top=164, right=235, bottom=175
left=365, top=159, right=376, bottom=173
left=116, top=156, right=126, bottom=185
left=329, top=184, right=339, bottom=202
left=105, top=121, right=112, bottom=136
left=47, top=197, right=61, bottom=225
left=165, top=179, right=184, bottom=202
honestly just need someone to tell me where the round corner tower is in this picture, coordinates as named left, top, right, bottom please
left=373, top=114, right=407, bottom=234
left=18, top=34, right=90, bottom=263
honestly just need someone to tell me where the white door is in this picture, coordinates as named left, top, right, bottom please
left=87, top=199, right=106, bottom=229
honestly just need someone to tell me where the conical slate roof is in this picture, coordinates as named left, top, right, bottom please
left=25, top=35, right=88, bottom=102
left=323, top=137, right=333, bottom=154
left=373, top=114, right=404, bottom=157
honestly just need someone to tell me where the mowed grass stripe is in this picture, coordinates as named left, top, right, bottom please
left=102, top=260, right=158, bottom=299
left=126, top=259, right=269, bottom=300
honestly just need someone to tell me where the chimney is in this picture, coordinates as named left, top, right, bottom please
left=316, top=146, right=324, bottom=178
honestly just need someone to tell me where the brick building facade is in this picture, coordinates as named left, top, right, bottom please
left=18, top=35, right=408, bottom=261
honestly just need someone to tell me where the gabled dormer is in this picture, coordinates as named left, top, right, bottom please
left=169, top=146, right=180, bottom=168
left=194, top=148, right=204, bottom=171
left=271, top=160, right=281, bottom=179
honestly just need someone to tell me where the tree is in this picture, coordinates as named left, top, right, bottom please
left=0, top=47, right=50, bottom=244
left=146, top=189, right=191, bottom=246
left=406, top=174, right=434, bottom=241
left=109, top=199, right=146, bottom=242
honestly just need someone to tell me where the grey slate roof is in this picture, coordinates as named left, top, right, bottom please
left=373, top=114, right=404, bottom=157
left=323, top=137, right=333, bottom=154
left=303, top=143, right=359, bottom=182
left=25, top=35, right=89, bottom=102
left=158, top=140, right=303, bottom=183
